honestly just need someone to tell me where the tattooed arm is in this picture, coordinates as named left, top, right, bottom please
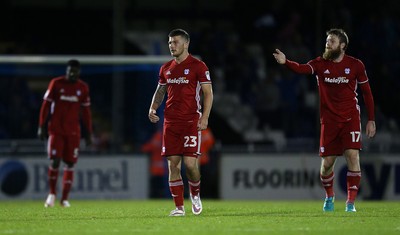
left=148, top=84, right=166, bottom=123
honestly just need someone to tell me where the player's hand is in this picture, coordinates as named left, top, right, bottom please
left=273, top=49, right=286, bottom=64
left=37, top=126, right=46, bottom=140
left=148, top=108, right=160, bottom=123
left=85, top=134, right=93, bottom=147
left=197, top=117, right=208, bottom=131
left=366, top=120, right=376, bottom=139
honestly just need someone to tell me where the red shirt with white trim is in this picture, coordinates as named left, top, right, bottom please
left=158, top=54, right=211, bottom=123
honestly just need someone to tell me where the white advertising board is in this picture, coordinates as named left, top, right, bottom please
left=0, top=155, right=149, bottom=200
left=220, top=153, right=400, bottom=200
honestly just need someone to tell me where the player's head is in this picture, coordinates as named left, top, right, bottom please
left=327, top=28, right=349, bottom=50
left=168, top=28, right=190, bottom=58
left=66, top=59, right=81, bottom=82
left=323, top=28, right=349, bottom=60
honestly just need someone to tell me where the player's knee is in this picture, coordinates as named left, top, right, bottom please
left=50, top=158, right=61, bottom=168
left=64, top=161, right=75, bottom=169
left=185, top=162, right=199, bottom=173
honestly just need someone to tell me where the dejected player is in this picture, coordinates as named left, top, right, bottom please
left=38, top=59, right=93, bottom=208
left=148, top=28, right=213, bottom=216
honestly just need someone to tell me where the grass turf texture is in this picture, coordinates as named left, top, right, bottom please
left=1, top=200, right=399, bottom=235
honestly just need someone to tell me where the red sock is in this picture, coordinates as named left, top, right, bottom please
left=48, top=167, right=59, bottom=195
left=169, top=179, right=184, bottom=208
left=347, top=170, right=361, bottom=204
left=61, top=168, right=74, bottom=202
left=320, top=172, right=335, bottom=198
left=188, top=180, right=200, bottom=196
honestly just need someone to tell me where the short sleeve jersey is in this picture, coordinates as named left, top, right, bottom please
left=308, top=55, right=369, bottom=123
left=158, top=54, right=211, bottom=123
left=44, top=76, right=90, bottom=135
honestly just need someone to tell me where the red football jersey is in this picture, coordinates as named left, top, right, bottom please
left=286, top=55, right=371, bottom=123
left=308, top=55, right=368, bottom=123
left=159, top=54, right=211, bottom=123
left=40, top=76, right=91, bottom=136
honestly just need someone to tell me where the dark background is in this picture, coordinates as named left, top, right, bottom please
left=0, top=0, right=399, bottom=153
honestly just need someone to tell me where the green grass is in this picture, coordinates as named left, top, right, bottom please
left=0, top=199, right=399, bottom=235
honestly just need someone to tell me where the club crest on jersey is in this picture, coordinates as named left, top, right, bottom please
left=184, top=69, right=189, bottom=75
left=345, top=68, right=350, bottom=74
left=205, top=71, right=211, bottom=80
left=76, top=90, right=81, bottom=96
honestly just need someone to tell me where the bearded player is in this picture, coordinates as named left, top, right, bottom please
left=273, top=28, right=376, bottom=212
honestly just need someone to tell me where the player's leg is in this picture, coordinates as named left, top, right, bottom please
left=319, top=123, right=341, bottom=212
left=59, top=136, right=79, bottom=207
left=184, top=156, right=202, bottom=215
left=183, top=122, right=202, bottom=215
left=342, top=118, right=362, bottom=212
left=44, top=135, right=63, bottom=208
left=320, top=156, right=337, bottom=212
left=60, top=162, right=74, bottom=207
left=167, top=155, right=185, bottom=216
left=343, top=149, right=361, bottom=212
left=163, top=122, right=186, bottom=216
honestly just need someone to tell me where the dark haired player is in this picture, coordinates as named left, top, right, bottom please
left=38, top=59, right=93, bottom=207
left=148, top=29, right=213, bottom=216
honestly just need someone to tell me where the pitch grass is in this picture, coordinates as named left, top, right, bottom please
left=1, top=199, right=399, bottom=235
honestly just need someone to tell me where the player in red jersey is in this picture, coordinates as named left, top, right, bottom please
left=273, top=28, right=376, bottom=212
left=37, top=59, right=93, bottom=208
left=148, top=28, right=213, bottom=216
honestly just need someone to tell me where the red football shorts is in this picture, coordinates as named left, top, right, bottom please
left=319, top=117, right=362, bottom=157
left=47, top=134, right=81, bottom=163
left=162, top=121, right=201, bottom=158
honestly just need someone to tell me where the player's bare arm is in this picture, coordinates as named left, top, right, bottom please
left=272, top=49, right=286, bottom=64
left=148, top=84, right=166, bottom=123
left=198, top=83, right=213, bottom=131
